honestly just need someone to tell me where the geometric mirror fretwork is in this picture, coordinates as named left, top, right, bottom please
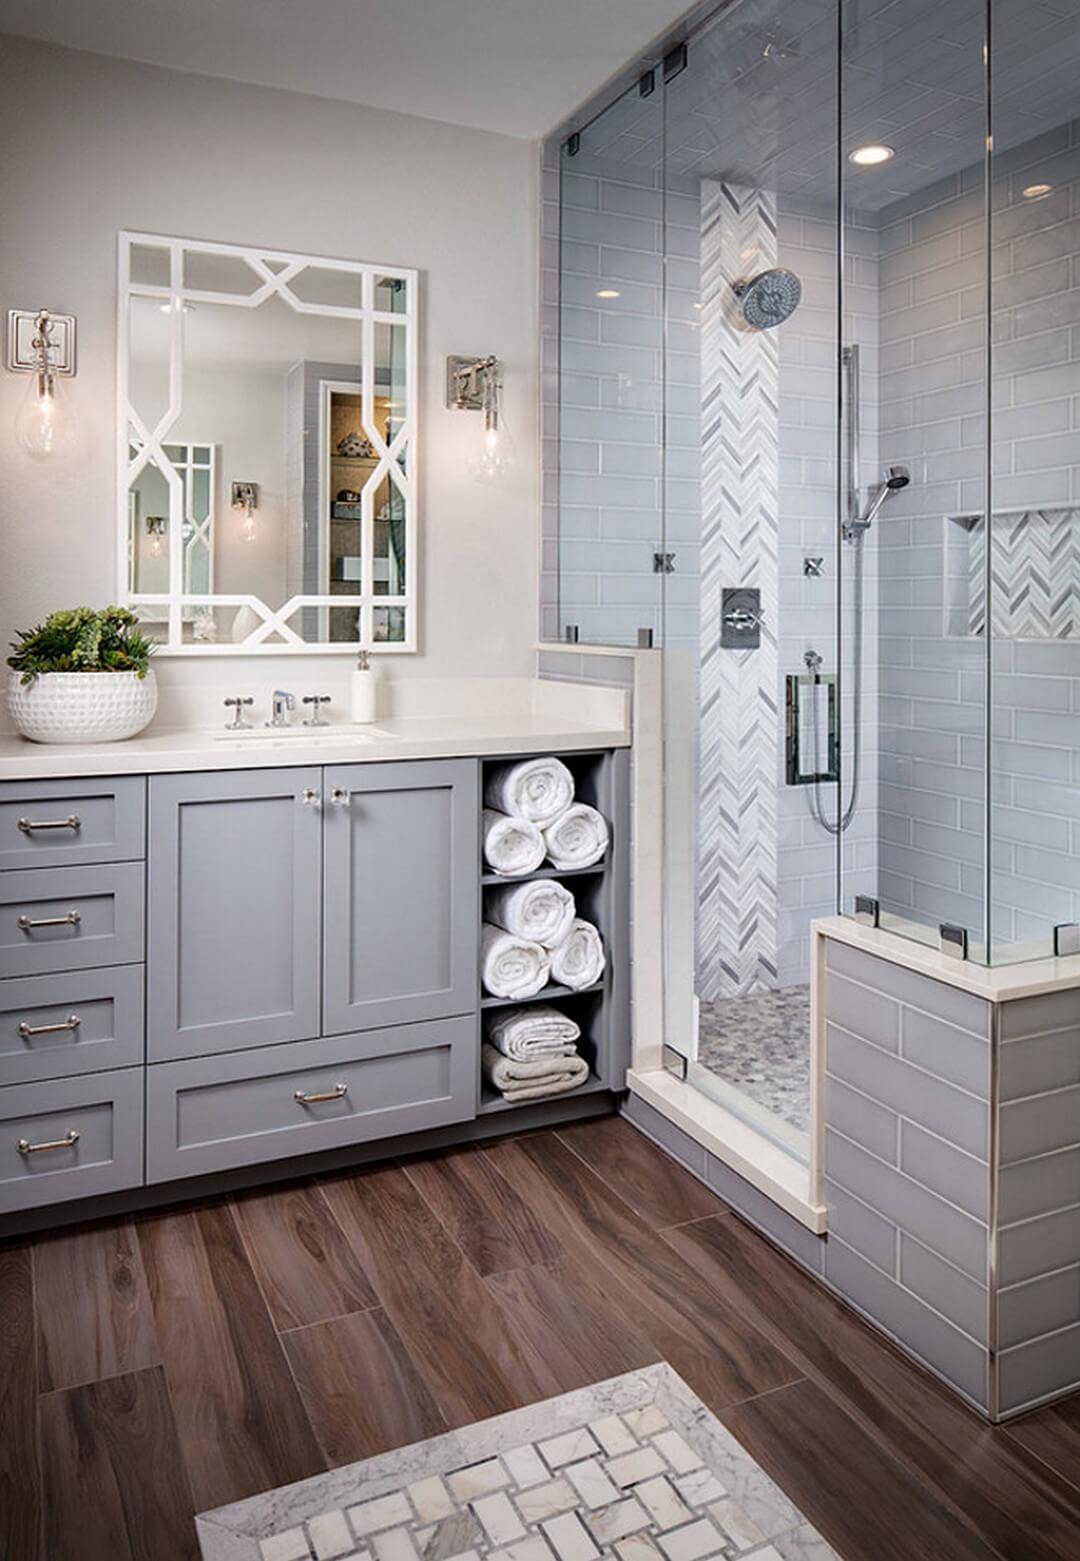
left=118, top=231, right=417, bottom=653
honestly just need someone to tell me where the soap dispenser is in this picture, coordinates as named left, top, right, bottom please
left=350, top=648, right=378, bottom=724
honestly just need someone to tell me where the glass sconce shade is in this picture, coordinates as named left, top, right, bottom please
left=16, top=365, right=76, bottom=458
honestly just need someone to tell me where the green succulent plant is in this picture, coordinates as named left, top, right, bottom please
left=7, top=606, right=155, bottom=685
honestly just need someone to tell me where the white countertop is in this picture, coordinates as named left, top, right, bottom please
left=0, top=678, right=631, bottom=780
left=814, top=914, right=1080, bottom=1003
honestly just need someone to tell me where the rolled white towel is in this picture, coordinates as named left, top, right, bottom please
left=487, top=1004, right=581, bottom=1061
left=485, top=756, right=574, bottom=826
left=482, top=808, right=546, bottom=877
left=486, top=879, right=576, bottom=949
left=543, top=803, right=610, bottom=871
left=482, top=1043, right=590, bottom=1102
left=481, top=923, right=550, bottom=1000
left=550, top=918, right=606, bottom=991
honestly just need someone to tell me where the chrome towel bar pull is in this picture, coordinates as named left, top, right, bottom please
left=18, top=1013, right=81, bottom=1039
left=17, top=909, right=82, bottom=932
left=17, top=814, right=81, bottom=833
left=17, top=1128, right=80, bottom=1155
left=293, top=1082, right=348, bottom=1105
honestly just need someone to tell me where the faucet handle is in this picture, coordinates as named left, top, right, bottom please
left=302, top=694, right=332, bottom=728
left=224, top=696, right=254, bottom=730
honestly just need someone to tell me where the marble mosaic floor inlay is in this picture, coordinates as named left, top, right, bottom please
left=195, top=1365, right=838, bottom=1561
left=697, top=987, right=811, bottom=1134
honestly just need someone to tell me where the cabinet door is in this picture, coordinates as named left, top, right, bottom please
left=148, top=768, right=321, bottom=1061
left=323, top=758, right=478, bottom=1035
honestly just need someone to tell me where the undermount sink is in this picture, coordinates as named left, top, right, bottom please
left=213, top=725, right=395, bottom=745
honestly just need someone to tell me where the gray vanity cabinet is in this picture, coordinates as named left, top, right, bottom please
left=322, top=759, right=479, bottom=1034
left=147, top=768, right=322, bottom=1061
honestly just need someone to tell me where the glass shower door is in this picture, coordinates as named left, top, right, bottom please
left=659, top=0, right=843, bottom=1163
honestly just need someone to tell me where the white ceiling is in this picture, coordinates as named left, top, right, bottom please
left=0, top=0, right=697, bottom=139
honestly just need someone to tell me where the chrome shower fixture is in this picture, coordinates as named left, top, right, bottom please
left=732, top=268, right=802, bottom=329
left=843, top=464, right=911, bottom=541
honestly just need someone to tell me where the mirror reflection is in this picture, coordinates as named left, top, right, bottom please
left=119, top=234, right=416, bottom=652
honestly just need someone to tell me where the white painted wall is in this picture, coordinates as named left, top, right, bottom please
left=0, top=35, right=539, bottom=726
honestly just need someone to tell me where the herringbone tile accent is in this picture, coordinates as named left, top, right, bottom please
left=697, top=180, right=780, bottom=1001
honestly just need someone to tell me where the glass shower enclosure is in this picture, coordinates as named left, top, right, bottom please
left=544, top=0, right=1080, bottom=1164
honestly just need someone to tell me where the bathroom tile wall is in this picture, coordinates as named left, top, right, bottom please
left=997, top=986, right=1080, bottom=1414
left=821, top=939, right=992, bottom=1412
left=875, top=118, right=1080, bottom=951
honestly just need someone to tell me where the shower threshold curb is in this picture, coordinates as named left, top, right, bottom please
left=626, top=1069, right=827, bottom=1233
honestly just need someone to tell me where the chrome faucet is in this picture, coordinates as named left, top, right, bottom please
left=266, top=690, right=296, bottom=728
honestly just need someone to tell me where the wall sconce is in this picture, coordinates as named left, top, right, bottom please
left=231, top=481, right=259, bottom=545
left=446, top=354, right=514, bottom=484
left=145, top=514, right=167, bottom=558
left=6, top=309, right=78, bottom=459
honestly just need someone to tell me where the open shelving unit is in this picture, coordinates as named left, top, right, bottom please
left=476, top=748, right=630, bottom=1114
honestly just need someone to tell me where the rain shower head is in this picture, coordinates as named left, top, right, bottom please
left=732, top=267, right=802, bottom=329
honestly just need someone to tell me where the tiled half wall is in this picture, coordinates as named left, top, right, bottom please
left=626, top=932, right=1080, bottom=1422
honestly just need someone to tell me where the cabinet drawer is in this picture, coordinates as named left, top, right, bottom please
left=0, top=1068, right=144, bottom=1214
left=0, top=863, right=144, bottom=978
left=0, top=966, right=144, bottom=1087
left=0, top=776, right=145, bottom=871
left=146, top=1016, right=476, bottom=1183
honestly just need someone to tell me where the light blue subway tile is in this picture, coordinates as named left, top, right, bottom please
left=899, top=1232, right=988, bottom=1345
left=899, top=1120, right=988, bottom=1221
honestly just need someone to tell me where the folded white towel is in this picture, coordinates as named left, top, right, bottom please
left=486, top=879, right=576, bottom=949
left=550, top=918, right=606, bottom=991
left=481, top=923, right=550, bottom=1000
left=487, top=1004, right=582, bottom=1061
left=485, top=756, right=575, bottom=826
left=482, top=808, right=546, bottom=877
left=482, top=1043, right=590, bottom=1102
left=543, top=803, right=610, bottom=871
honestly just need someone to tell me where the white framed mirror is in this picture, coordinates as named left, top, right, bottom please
left=117, top=231, right=417, bottom=653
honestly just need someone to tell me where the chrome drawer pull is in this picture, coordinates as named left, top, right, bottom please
left=16, top=1128, right=80, bottom=1155
left=17, top=909, right=82, bottom=932
left=17, top=814, right=81, bottom=834
left=294, top=1081, right=348, bottom=1105
left=18, top=1013, right=81, bottom=1039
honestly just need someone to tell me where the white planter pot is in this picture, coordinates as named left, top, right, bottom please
left=7, top=669, right=158, bottom=744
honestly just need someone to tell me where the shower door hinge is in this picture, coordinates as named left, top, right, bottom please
left=940, top=923, right=969, bottom=960
left=637, top=627, right=654, bottom=648
left=564, top=131, right=580, bottom=157
left=662, top=1045, right=688, bottom=1081
left=854, top=896, right=880, bottom=928
left=638, top=68, right=656, bottom=98
left=663, top=43, right=688, bottom=82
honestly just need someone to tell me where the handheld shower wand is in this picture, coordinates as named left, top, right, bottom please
left=843, top=465, right=911, bottom=541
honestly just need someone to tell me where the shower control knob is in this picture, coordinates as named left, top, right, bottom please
left=723, top=605, right=764, bottom=631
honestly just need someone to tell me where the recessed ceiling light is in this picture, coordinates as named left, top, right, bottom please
left=849, top=144, right=895, bottom=167
left=596, top=288, right=620, bottom=299
left=1023, top=183, right=1053, bottom=200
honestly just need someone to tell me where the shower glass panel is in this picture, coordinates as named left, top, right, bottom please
left=840, top=0, right=990, bottom=960
left=987, top=0, right=1080, bottom=963
left=554, top=81, right=664, bottom=648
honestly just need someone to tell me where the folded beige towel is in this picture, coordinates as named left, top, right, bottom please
left=482, top=1043, right=590, bottom=1102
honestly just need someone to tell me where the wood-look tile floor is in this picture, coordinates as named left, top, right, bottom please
left=3, top=1115, right=1080, bottom=1561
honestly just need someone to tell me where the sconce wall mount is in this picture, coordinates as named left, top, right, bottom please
left=7, top=310, right=77, bottom=376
